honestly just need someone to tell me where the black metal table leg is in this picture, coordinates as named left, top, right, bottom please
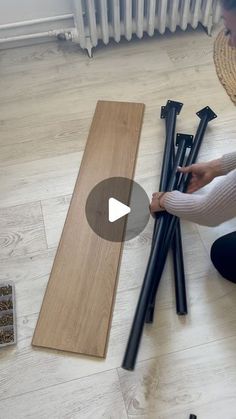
left=146, top=106, right=217, bottom=323
left=146, top=133, right=192, bottom=323
left=153, top=101, right=183, bottom=234
left=171, top=130, right=188, bottom=316
left=152, top=100, right=183, bottom=243
left=172, top=219, right=188, bottom=314
left=122, top=133, right=193, bottom=371
left=122, top=106, right=217, bottom=371
left=149, top=101, right=186, bottom=320
left=151, top=103, right=188, bottom=320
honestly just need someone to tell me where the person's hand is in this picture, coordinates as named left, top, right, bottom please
left=149, top=192, right=166, bottom=216
left=178, top=158, right=222, bottom=193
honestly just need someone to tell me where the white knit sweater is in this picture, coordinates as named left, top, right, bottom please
left=164, top=152, right=236, bottom=227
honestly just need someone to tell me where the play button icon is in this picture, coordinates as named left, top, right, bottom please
left=109, top=198, right=131, bottom=223
left=85, top=177, right=150, bottom=242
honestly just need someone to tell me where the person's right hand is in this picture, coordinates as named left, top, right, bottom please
left=178, top=158, right=222, bottom=193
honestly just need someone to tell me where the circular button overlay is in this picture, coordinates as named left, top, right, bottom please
left=85, top=177, right=150, bottom=242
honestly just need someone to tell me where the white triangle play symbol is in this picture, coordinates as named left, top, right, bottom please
left=108, top=197, right=131, bottom=223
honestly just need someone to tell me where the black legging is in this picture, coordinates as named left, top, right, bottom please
left=210, top=231, right=236, bottom=283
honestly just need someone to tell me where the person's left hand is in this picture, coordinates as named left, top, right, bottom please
left=149, top=192, right=166, bottom=216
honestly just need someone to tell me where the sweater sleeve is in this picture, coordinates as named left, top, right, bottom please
left=164, top=169, right=236, bottom=227
left=221, top=151, right=236, bottom=174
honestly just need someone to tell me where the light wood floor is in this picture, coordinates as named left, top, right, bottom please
left=0, top=26, right=236, bottom=419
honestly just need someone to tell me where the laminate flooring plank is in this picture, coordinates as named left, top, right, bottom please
left=0, top=152, right=82, bottom=208
left=32, top=100, right=145, bottom=357
left=2, top=273, right=236, bottom=400
left=118, top=335, right=236, bottom=418
left=0, top=202, right=47, bottom=259
left=0, top=369, right=128, bottom=419
left=0, top=119, right=89, bottom=167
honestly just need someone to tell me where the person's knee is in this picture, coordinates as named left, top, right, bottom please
left=210, top=236, right=222, bottom=267
left=210, top=232, right=236, bottom=283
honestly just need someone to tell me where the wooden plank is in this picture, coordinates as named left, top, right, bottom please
left=32, top=100, right=145, bottom=357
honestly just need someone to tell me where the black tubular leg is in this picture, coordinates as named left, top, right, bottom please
left=146, top=133, right=192, bottom=323
left=148, top=133, right=191, bottom=322
left=152, top=100, right=183, bottom=240
left=152, top=102, right=183, bottom=244
left=159, top=100, right=183, bottom=191
left=149, top=101, right=184, bottom=320
left=122, top=134, right=192, bottom=371
left=189, top=415, right=197, bottom=419
left=144, top=106, right=217, bottom=328
left=183, top=106, right=217, bottom=187
left=171, top=133, right=188, bottom=316
left=172, top=220, right=187, bottom=314
left=122, top=106, right=217, bottom=371
left=165, top=109, right=187, bottom=317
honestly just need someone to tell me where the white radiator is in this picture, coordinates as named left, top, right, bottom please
left=0, top=0, right=221, bottom=52
left=73, top=0, right=221, bottom=55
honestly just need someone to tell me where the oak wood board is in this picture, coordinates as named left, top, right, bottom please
left=32, top=100, right=145, bottom=357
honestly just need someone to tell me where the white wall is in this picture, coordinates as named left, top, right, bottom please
left=0, top=0, right=76, bottom=48
left=0, top=0, right=73, bottom=24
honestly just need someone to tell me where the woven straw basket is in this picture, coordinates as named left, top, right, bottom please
left=214, top=29, right=236, bottom=105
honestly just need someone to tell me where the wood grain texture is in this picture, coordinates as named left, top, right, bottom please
left=0, top=369, right=128, bottom=419
left=0, top=152, right=83, bottom=208
left=32, top=100, right=145, bottom=357
left=0, top=202, right=47, bottom=259
left=118, top=335, right=236, bottom=418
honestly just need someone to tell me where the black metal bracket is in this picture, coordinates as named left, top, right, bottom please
left=160, top=100, right=183, bottom=119
left=160, top=105, right=166, bottom=119
left=176, top=133, right=193, bottom=148
left=196, top=106, right=217, bottom=121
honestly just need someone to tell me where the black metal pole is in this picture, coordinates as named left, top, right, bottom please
left=153, top=102, right=182, bottom=236
left=171, top=126, right=188, bottom=316
left=155, top=106, right=188, bottom=318
left=172, top=220, right=187, bottom=314
left=152, top=103, right=184, bottom=245
left=189, top=415, right=197, bottom=419
left=152, top=100, right=183, bottom=241
left=151, top=102, right=187, bottom=318
left=158, top=100, right=183, bottom=192
left=122, top=106, right=217, bottom=371
left=122, top=134, right=192, bottom=371
left=146, top=133, right=192, bottom=323
left=145, top=106, right=217, bottom=323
